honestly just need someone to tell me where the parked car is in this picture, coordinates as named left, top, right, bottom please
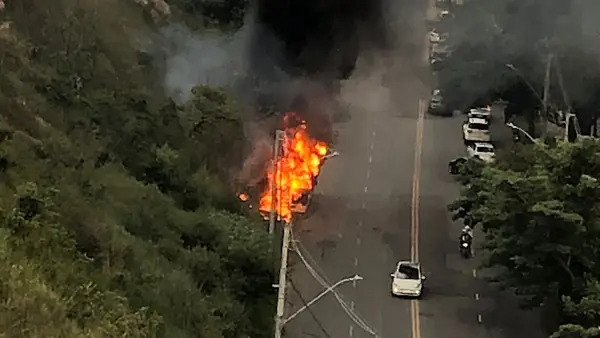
left=467, top=107, right=491, bottom=121
left=466, top=142, right=496, bottom=163
left=428, top=90, right=451, bottom=116
left=449, top=157, right=468, bottom=175
left=429, top=30, right=441, bottom=44
left=428, top=30, right=448, bottom=44
left=462, top=117, right=491, bottom=143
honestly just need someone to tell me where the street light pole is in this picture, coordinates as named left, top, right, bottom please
left=506, top=122, right=538, bottom=144
left=541, top=53, right=553, bottom=138
left=281, top=274, right=363, bottom=327
left=505, top=63, right=544, bottom=105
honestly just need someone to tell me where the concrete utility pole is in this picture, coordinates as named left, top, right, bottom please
left=541, top=53, right=553, bottom=138
left=269, top=130, right=285, bottom=234
left=274, top=220, right=291, bottom=338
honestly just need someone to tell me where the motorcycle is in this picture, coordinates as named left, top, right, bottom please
left=459, top=234, right=472, bottom=259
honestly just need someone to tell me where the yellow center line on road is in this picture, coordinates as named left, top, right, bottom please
left=411, top=99, right=425, bottom=338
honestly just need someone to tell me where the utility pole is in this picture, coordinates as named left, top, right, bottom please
left=269, top=130, right=285, bottom=234
left=274, top=219, right=291, bottom=338
left=541, top=53, right=553, bottom=138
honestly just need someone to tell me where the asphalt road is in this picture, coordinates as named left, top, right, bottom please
left=284, top=1, right=545, bottom=338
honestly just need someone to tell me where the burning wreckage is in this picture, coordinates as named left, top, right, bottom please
left=238, top=112, right=335, bottom=223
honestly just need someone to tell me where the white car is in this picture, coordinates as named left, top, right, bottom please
left=463, top=117, right=491, bottom=143
left=429, top=31, right=440, bottom=43
left=468, top=107, right=491, bottom=121
left=467, top=142, right=496, bottom=163
left=390, top=261, right=426, bottom=297
left=438, top=10, right=452, bottom=20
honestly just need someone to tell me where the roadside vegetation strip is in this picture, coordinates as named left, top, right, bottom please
left=449, top=139, right=600, bottom=336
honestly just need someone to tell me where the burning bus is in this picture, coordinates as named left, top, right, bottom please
left=238, top=112, right=329, bottom=222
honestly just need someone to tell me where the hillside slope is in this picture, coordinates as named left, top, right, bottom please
left=0, top=0, right=274, bottom=337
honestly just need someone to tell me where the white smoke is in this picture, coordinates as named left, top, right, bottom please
left=159, top=22, right=253, bottom=103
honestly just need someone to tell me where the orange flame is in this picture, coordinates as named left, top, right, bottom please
left=259, top=112, right=328, bottom=223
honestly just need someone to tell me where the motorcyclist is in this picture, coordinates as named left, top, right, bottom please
left=460, top=225, right=473, bottom=241
left=459, top=225, right=473, bottom=258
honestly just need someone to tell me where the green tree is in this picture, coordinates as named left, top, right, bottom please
left=436, top=0, right=598, bottom=132
left=450, top=139, right=600, bottom=334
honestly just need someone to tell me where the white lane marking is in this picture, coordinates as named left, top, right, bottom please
left=351, top=301, right=355, bottom=310
left=364, top=186, right=368, bottom=193
left=349, top=325, right=354, bottom=337
left=472, top=269, right=477, bottom=278
left=338, top=233, right=343, bottom=239
left=477, top=314, right=483, bottom=323
left=357, top=237, right=361, bottom=246
left=475, top=293, right=480, bottom=300
left=358, top=219, right=363, bottom=227
left=353, top=279, right=357, bottom=287
left=372, top=131, right=376, bottom=137
left=354, top=257, right=358, bottom=267
left=362, top=202, right=366, bottom=209
left=366, top=169, right=370, bottom=179
left=370, top=142, right=374, bottom=150
left=368, top=155, right=373, bottom=163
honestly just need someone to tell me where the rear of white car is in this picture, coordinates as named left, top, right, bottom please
left=463, top=117, right=491, bottom=142
left=390, top=262, right=425, bottom=298
left=468, top=108, right=491, bottom=121
left=467, top=142, right=496, bottom=163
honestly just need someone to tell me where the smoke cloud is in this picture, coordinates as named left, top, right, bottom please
left=153, top=0, right=428, bottom=188
left=158, top=22, right=252, bottom=103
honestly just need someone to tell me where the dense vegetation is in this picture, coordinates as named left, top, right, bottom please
left=435, top=0, right=600, bottom=134
left=0, top=0, right=274, bottom=337
left=450, top=140, right=600, bottom=337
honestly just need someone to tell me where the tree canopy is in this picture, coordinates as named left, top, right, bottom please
left=0, top=0, right=274, bottom=337
left=449, top=139, right=600, bottom=336
left=436, top=0, right=600, bottom=133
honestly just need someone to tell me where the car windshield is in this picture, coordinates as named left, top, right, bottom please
left=397, top=265, right=420, bottom=280
left=470, top=113, right=485, bottom=119
left=476, top=146, right=494, bottom=153
left=469, top=123, right=488, bottom=131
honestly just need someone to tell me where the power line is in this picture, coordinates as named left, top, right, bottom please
left=289, top=278, right=332, bottom=338
left=290, top=229, right=380, bottom=337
